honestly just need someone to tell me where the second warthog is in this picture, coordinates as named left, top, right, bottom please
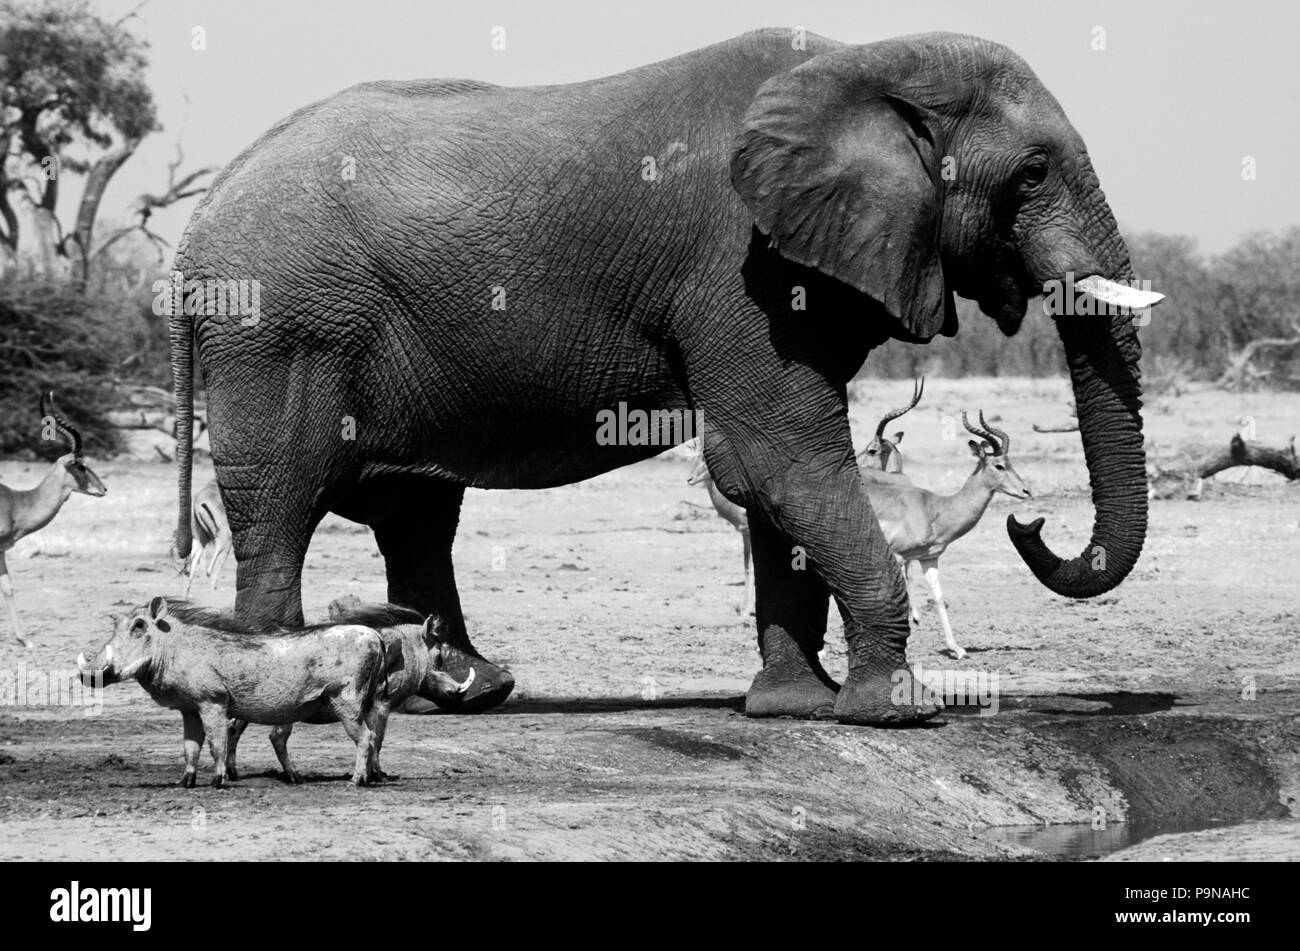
left=76, top=597, right=460, bottom=787
left=227, top=600, right=479, bottom=784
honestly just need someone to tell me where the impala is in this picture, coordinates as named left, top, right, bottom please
left=688, top=447, right=753, bottom=616
left=863, top=412, right=1030, bottom=659
left=184, top=482, right=232, bottom=596
left=0, top=393, right=107, bottom=648
left=857, top=377, right=924, bottom=475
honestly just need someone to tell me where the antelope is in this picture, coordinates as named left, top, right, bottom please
left=0, top=393, right=108, bottom=648
left=184, top=482, right=232, bottom=596
left=687, top=447, right=754, bottom=617
left=857, top=376, right=924, bottom=476
left=863, top=412, right=1030, bottom=660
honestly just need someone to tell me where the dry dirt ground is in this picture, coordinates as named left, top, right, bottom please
left=1, top=378, right=1297, bottom=861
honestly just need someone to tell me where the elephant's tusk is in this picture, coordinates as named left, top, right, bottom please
left=77, top=652, right=86, bottom=669
left=1075, top=275, right=1165, bottom=312
left=105, top=644, right=113, bottom=663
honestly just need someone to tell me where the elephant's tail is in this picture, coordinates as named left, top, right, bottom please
left=170, top=269, right=194, bottom=568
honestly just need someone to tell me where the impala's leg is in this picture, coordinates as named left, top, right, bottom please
left=901, top=557, right=920, bottom=624
left=184, top=545, right=201, bottom=597
left=0, top=552, right=30, bottom=649
left=180, top=710, right=204, bottom=788
left=740, top=528, right=755, bottom=617
left=372, top=480, right=514, bottom=713
left=268, top=724, right=301, bottom=784
left=920, top=559, right=965, bottom=660
left=210, top=534, right=233, bottom=589
left=744, top=518, right=837, bottom=718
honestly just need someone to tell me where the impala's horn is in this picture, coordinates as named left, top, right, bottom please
left=979, top=411, right=1010, bottom=456
left=962, top=410, right=1002, bottom=455
left=875, top=376, right=925, bottom=442
left=40, top=391, right=84, bottom=460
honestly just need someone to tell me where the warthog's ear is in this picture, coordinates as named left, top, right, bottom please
left=149, top=596, right=170, bottom=620
left=421, top=615, right=446, bottom=647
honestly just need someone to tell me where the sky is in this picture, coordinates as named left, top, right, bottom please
left=86, top=0, right=1300, bottom=257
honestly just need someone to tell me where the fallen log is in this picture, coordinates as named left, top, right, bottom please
left=1149, top=433, right=1299, bottom=499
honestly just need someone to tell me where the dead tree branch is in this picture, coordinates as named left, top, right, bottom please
left=1213, top=323, right=1300, bottom=391
left=1149, top=433, right=1300, bottom=499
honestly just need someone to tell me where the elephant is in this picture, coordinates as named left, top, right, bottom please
left=170, top=28, right=1161, bottom=725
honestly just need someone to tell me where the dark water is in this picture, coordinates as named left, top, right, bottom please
left=983, top=817, right=1234, bottom=859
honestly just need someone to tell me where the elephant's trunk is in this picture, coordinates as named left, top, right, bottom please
left=1008, top=262, right=1148, bottom=597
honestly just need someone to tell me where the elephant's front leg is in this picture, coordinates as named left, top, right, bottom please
left=713, top=442, right=940, bottom=726
left=745, top=517, right=837, bottom=718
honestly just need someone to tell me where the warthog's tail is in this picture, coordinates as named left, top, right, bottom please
left=357, top=631, right=390, bottom=722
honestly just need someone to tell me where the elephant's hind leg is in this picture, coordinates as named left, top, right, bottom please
left=371, top=480, right=514, bottom=713
left=744, top=518, right=838, bottom=719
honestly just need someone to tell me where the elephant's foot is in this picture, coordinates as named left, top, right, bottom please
left=745, top=658, right=839, bottom=720
left=832, top=663, right=943, bottom=726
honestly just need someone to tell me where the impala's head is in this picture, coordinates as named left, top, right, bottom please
left=861, top=431, right=906, bottom=472
left=859, top=377, right=924, bottom=473
left=964, top=411, right=1031, bottom=500
left=41, top=392, right=107, bottom=497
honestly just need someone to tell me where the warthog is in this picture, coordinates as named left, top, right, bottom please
left=227, top=600, right=479, bottom=784
left=76, top=597, right=439, bottom=787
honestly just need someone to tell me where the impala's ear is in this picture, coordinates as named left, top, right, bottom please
left=731, top=49, right=954, bottom=340
left=893, top=431, right=905, bottom=444
left=968, top=439, right=988, bottom=458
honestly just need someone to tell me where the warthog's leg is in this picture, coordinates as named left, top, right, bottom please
left=268, top=724, right=301, bottom=783
left=225, top=718, right=249, bottom=781
left=181, top=710, right=205, bottom=788
left=198, top=702, right=232, bottom=788
left=367, top=703, right=393, bottom=783
left=330, top=696, right=375, bottom=787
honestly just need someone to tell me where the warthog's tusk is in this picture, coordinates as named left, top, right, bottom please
left=1075, top=275, right=1165, bottom=311
left=458, top=667, right=477, bottom=694
left=77, top=652, right=86, bottom=669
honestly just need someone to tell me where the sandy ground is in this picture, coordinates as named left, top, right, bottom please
left=1, top=378, right=1297, bottom=860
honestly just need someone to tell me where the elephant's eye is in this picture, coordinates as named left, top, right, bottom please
left=1019, top=159, right=1049, bottom=190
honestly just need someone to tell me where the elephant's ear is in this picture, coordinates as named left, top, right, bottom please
left=731, top=51, right=954, bottom=340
